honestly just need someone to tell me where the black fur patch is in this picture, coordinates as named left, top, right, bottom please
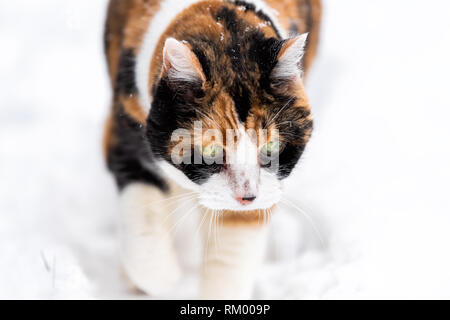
left=115, top=49, right=138, bottom=95
left=107, top=100, right=168, bottom=191
left=191, top=45, right=212, bottom=82
left=249, top=36, right=284, bottom=90
left=229, top=82, right=252, bottom=123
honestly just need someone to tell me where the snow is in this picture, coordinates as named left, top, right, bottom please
left=1, top=0, right=450, bottom=299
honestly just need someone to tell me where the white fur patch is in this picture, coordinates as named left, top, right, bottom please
left=157, top=160, right=201, bottom=192
left=234, top=126, right=258, bottom=166
left=198, top=170, right=282, bottom=211
left=119, top=183, right=181, bottom=296
left=200, top=222, right=269, bottom=299
left=225, top=126, right=260, bottom=198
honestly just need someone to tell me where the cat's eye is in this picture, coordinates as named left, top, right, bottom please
left=202, top=144, right=223, bottom=159
left=261, top=141, right=282, bottom=157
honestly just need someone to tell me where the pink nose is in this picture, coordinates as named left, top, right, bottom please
left=236, top=195, right=257, bottom=205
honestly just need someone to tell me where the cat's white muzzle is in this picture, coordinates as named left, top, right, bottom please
left=198, top=170, right=282, bottom=212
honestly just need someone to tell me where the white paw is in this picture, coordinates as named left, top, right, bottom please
left=121, top=250, right=181, bottom=297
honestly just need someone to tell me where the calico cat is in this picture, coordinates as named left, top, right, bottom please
left=104, top=0, right=321, bottom=299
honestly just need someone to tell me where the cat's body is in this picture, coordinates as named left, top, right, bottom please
left=104, top=0, right=321, bottom=299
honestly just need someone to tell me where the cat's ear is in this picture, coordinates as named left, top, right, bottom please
left=271, top=33, right=308, bottom=85
left=162, top=38, right=206, bottom=85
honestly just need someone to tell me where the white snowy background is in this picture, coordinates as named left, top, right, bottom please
left=1, top=0, right=450, bottom=299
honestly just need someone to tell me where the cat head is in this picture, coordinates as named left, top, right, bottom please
left=147, top=33, right=312, bottom=211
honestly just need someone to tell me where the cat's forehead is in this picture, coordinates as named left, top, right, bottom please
left=202, top=91, right=253, bottom=127
left=199, top=77, right=309, bottom=128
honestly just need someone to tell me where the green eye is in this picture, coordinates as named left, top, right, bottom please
left=261, top=141, right=281, bottom=156
left=202, top=144, right=223, bottom=159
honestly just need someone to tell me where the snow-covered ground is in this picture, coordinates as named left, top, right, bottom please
left=1, top=0, right=450, bottom=299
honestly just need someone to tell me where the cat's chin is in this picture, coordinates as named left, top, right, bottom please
left=199, top=204, right=278, bottom=214
left=198, top=199, right=279, bottom=213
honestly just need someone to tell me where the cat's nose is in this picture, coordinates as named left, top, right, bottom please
left=236, top=195, right=257, bottom=205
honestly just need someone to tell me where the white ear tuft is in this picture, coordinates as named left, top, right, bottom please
left=271, top=33, right=308, bottom=81
left=162, top=38, right=205, bottom=83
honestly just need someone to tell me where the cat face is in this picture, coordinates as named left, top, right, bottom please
left=147, top=34, right=312, bottom=211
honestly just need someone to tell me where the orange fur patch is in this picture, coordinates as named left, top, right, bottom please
left=265, top=0, right=322, bottom=75
left=120, top=95, right=148, bottom=124
left=122, top=0, right=162, bottom=52
left=102, top=110, right=116, bottom=159
left=220, top=206, right=276, bottom=226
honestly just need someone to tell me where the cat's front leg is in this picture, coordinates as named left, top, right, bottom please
left=119, top=183, right=181, bottom=296
left=200, top=212, right=269, bottom=299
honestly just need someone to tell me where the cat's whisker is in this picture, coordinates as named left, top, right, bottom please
left=196, top=208, right=212, bottom=270
left=137, top=195, right=198, bottom=241
left=196, top=109, right=222, bottom=128
left=206, top=209, right=213, bottom=249
left=214, top=210, right=221, bottom=253
left=277, top=121, right=295, bottom=127
left=131, top=193, right=196, bottom=213
left=281, top=198, right=326, bottom=249
left=158, top=194, right=198, bottom=228
left=161, top=194, right=198, bottom=213
left=277, top=131, right=302, bottom=138
left=137, top=191, right=197, bottom=210
left=263, top=208, right=270, bottom=225
left=264, top=96, right=295, bottom=129
left=202, top=209, right=214, bottom=270
left=195, top=208, right=209, bottom=240
left=168, top=203, right=199, bottom=236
